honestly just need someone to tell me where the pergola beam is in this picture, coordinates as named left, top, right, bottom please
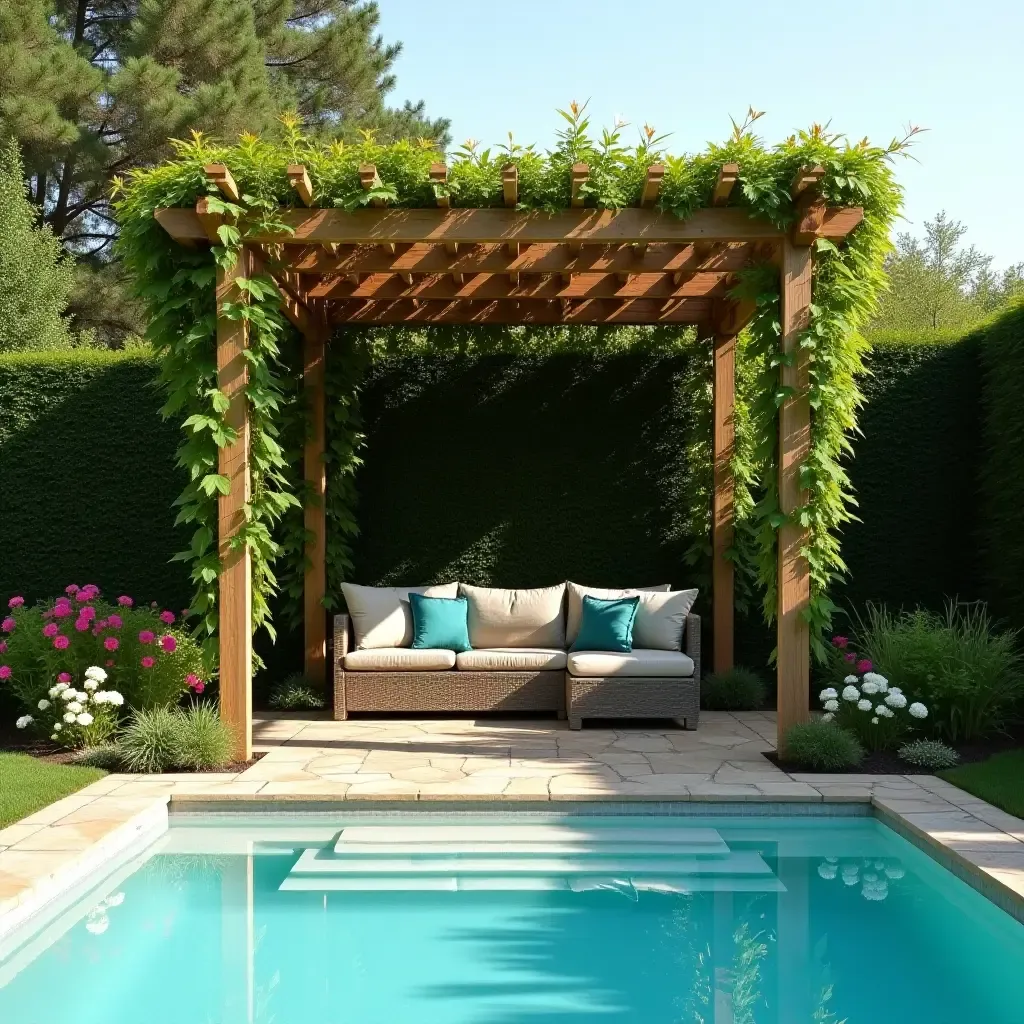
left=430, top=163, right=449, bottom=208
left=205, top=164, right=239, bottom=202
left=360, top=164, right=385, bottom=207
left=640, top=164, right=665, bottom=208
left=287, top=164, right=314, bottom=206
left=502, top=164, right=518, bottom=207
left=155, top=205, right=862, bottom=246
left=713, top=163, right=739, bottom=206
left=570, top=163, right=589, bottom=208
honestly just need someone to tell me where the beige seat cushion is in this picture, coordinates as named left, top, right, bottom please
left=459, top=584, right=566, bottom=648
left=566, top=649, right=695, bottom=678
left=455, top=648, right=567, bottom=671
left=341, top=582, right=458, bottom=649
left=344, top=648, right=456, bottom=671
left=566, top=582, right=696, bottom=650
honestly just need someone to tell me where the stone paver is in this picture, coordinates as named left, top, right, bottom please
left=1, top=710, right=1022, bottom=931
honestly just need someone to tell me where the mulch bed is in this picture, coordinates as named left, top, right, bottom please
left=767, top=720, right=1024, bottom=774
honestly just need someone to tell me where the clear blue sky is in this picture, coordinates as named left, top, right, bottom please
left=377, top=0, right=1022, bottom=268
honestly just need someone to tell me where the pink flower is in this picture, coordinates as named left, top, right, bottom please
left=58, top=672, right=72, bottom=682
left=844, top=652, right=856, bottom=663
left=186, top=673, right=206, bottom=693
left=95, top=619, right=108, bottom=630
left=138, top=630, right=155, bottom=644
left=107, top=614, right=122, bottom=629
left=80, top=606, right=96, bottom=622
left=65, top=584, right=79, bottom=595
left=53, top=635, right=70, bottom=650
left=81, top=584, right=99, bottom=596
left=192, top=681, right=205, bottom=694
left=103, top=637, right=119, bottom=651
left=159, top=635, right=177, bottom=653
left=53, top=601, right=72, bottom=619
left=159, top=610, right=175, bottom=625
left=42, top=622, right=59, bottom=637
left=1, top=617, right=15, bottom=633
left=831, top=635, right=849, bottom=649
left=75, top=618, right=90, bottom=632
left=140, top=656, right=155, bottom=669
left=7, top=596, right=24, bottom=609
left=0, top=665, right=11, bottom=680
left=0, top=641, right=6, bottom=653
left=117, top=595, right=133, bottom=607
left=856, top=659, right=873, bottom=673
left=75, top=591, right=91, bottom=603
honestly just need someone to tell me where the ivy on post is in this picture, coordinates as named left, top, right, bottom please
left=216, top=244, right=254, bottom=761
left=303, top=307, right=328, bottom=687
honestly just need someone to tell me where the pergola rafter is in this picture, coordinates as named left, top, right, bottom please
left=157, top=161, right=865, bottom=758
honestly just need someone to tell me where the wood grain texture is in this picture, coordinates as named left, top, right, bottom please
left=303, top=317, right=327, bottom=685
left=777, top=239, right=813, bottom=742
left=713, top=332, right=736, bottom=672
left=216, top=246, right=254, bottom=760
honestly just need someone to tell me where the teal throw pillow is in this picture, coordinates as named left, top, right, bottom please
left=571, top=595, right=640, bottom=653
left=409, top=593, right=472, bottom=653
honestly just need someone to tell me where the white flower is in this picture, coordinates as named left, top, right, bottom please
left=94, top=690, right=124, bottom=706
left=857, top=699, right=873, bottom=711
left=84, top=666, right=107, bottom=682
left=824, top=699, right=839, bottom=712
left=863, top=671, right=886, bottom=686
left=871, top=716, right=879, bottom=724
left=889, top=687, right=902, bottom=696
left=85, top=914, right=109, bottom=935
left=67, top=701, right=82, bottom=714
left=76, top=712, right=94, bottom=726
left=909, top=702, right=928, bottom=719
left=37, top=699, right=51, bottom=710
left=819, top=687, right=838, bottom=702
left=876, top=705, right=894, bottom=719
left=860, top=680, right=879, bottom=695
left=842, top=685, right=860, bottom=701
left=885, top=692, right=907, bottom=709
left=48, top=685, right=62, bottom=698
left=817, top=863, right=837, bottom=880
left=60, top=688, right=77, bottom=701
left=50, top=733, right=59, bottom=740
left=821, top=712, right=835, bottom=722
left=53, top=722, right=62, bottom=732
left=63, top=711, right=77, bottom=724
left=83, top=678, right=98, bottom=691
left=15, top=715, right=33, bottom=729
left=54, top=680, right=69, bottom=691
left=844, top=675, right=859, bottom=685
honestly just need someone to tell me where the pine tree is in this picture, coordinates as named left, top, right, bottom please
left=0, top=138, right=74, bottom=352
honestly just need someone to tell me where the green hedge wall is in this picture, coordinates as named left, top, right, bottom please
left=0, top=351, right=190, bottom=610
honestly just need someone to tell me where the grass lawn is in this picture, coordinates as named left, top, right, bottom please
left=0, top=753, right=107, bottom=829
left=939, top=749, right=1024, bottom=819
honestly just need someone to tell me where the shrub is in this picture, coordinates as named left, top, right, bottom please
left=898, top=739, right=960, bottom=770
left=69, top=744, right=124, bottom=770
left=701, top=668, right=766, bottom=711
left=852, top=600, right=1024, bottom=743
left=116, top=704, right=234, bottom=772
left=1, top=585, right=210, bottom=716
left=13, top=665, right=125, bottom=749
left=268, top=673, right=326, bottom=711
left=781, top=721, right=865, bottom=771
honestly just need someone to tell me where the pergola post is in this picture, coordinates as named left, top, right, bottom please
left=303, top=312, right=328, bottom=686
left=776, top=239, right=813, bottom=741
left=712, top=329, right=736, bottom=672
left=217, top=245, right=254, bottom=760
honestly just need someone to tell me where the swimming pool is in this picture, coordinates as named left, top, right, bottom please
left=1, top=812, right=1022, bottom=1022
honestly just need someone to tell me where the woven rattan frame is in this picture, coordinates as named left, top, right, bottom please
left=564, top=614, right=701, bottom=729
left=332, top=614, right=564, bottom=719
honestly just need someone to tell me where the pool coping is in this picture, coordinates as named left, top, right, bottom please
left=1, top=777, right=1022, bottom=940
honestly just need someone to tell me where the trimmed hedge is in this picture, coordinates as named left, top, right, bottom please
left=0, top=350, right=190, bottom=609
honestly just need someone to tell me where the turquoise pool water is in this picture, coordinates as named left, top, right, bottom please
left=1, top=814, right=1022, bottom=1023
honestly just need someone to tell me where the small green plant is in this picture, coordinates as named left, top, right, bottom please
left=701, top=667, right=766, bottom=711
left=898, top=739, right=960, bottom=770
left=69, top=744, right=123, bottom=770
left=170, top=702, right=235, bottom=770
left=116, top=704, right=235, bottom=772
left=268, top=673, right=326, bottom=711
left=781, top=720, right=864, bottom=771
left=117, top=705, right=179, bottom=772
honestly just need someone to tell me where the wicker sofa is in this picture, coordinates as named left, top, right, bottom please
left=332, top=582, right=700, bottom=729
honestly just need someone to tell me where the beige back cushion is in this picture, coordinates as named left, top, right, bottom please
left=566, top=582, right=696, bottom=650
left=340, top=582, right=459, bottom=650
left=459, top=584, right=567, bottom=648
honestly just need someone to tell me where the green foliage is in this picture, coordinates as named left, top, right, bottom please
left=116, top=702, right=233, bottom=772
left=978, top=299, right=1024, bottom=626
left=0, top=349, right=191, bottom=609
left=701, top=668, right=767, bottom=711
left=939, top=750, right=1024, bottom=818
left=781, top=720, right=865, bottom=770
left=898, top=738, right=959, bottom=770
left=268, top=673, right=326, bottom=711
left=853, top=600, right=1024, bottom=743
left=0, top=138, right=73, bottom=351
left=0, top=752, right=105, bottom=828
left=112, top=113, right=901, bottom=653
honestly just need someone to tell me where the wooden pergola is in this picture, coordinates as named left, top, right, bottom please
left=157, top=160, right=864, bottom=758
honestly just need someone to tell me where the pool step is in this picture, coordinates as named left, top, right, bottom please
left=279, top=874, right=786, bottom=893
left=332, top=824, right=730, bottom=858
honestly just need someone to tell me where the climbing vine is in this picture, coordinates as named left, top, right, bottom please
left=114, top=108, right=908, bottom=662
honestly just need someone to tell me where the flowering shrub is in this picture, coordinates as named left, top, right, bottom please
left=15, top=666, right=123, bottom=749
left=821, top=636, right=927, bottom=750
left=1, top=585, right=211, bottom=719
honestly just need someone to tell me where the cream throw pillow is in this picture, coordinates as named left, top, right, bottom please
left=566, top=582, right=696, bottom=650
left=340, top=582, right=459, bottom=650
left=459, top=583, right=567, bottom=648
